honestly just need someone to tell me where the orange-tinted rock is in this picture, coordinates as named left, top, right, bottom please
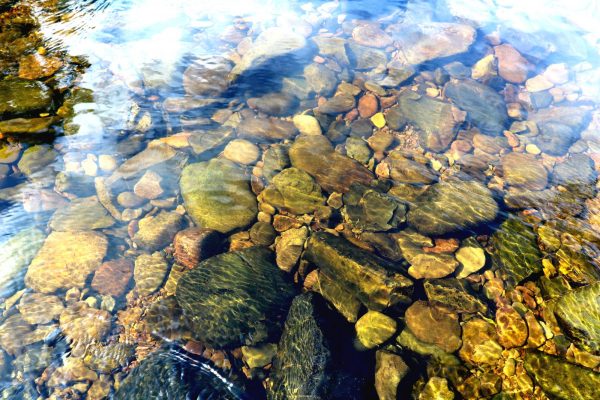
left=405, top=301, right=462, bottom=352
left=173, top=227, right=222, bottom=269
left=494, top=44, right=531, bottom=84
left=352, top=25, right=393, bottom=48
left=18, top=53, right=63, bottom=80
left=358, top=93, right=379, bottom=118
left=496, top=305, right=528, bottom=348
left=91, top=259, right=133, bottom=297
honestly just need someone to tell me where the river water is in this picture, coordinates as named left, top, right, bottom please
left=0, top=0, right=600, bottom=399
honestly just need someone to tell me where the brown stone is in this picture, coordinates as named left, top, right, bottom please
left=459, top=318, right=502, bottom=365
left=358, top=93, right=379, bottom=118
left=60, top=302, right=112, bottom=345
left=352, top=24, right=393, bottom=48
left=91, top=259, right=134, bottom=297
left=405, top=301, right=462, bottom=352
left=173, top=227, right=222, bottom=269
left=496, top=305, right=528, bottom=348
left=18, top=53, right=63, bottom=80
left=494, top=44, right=531, bottom=84
left=501, top=152, right=548, bottom=191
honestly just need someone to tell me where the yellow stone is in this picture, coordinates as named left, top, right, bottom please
left=355, top=311, right=397, bottom=349
left=371, top=112, right=386, bottom=128
left=525, top=143, right=541, bottom=155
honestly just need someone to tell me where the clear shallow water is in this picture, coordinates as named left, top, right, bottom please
left=1, top=0, right=600, bottom=398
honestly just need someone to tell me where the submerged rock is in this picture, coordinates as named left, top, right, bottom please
left=343, top=183, right=407, bottom=231
left=395, top=230, right=459, bottom=279
left=304, top=232, right=412, bottom=311
left=423, top=279, right=487, bottom=314
left=231, top=27, right=307, bottom=77
left=133, top=211, right=183, bottom=251
left=445, top=79, right=508, bottom=136
left=237, top=117, right=297, bottom=142
left=501, top=153, right=548, bottom=191
left=407, top=179, right=498, bottom=236
left=384, top=151, right=437, bottom=184
left=49, top=196, right=115, bottom=231
left=25, top=231, right=108, bottom=293
left=289, top=135, right=374, bottom=193
left=268, top=292, right=373, bottom=400
left=391, top=22, right=476, bottom=65
left=316, top=94, right=356, bottom=114
left=176, top=247, right=296, bottom=348
left=134, top=251, right=169, bottom=296
left=114, top=349, right=253, bottom=400
left=554, top=282, right=600, bottom=353
left=180, top=159, right=257, bottom=233
left=17, top=144, right=57, bottom=177
left=276, top=226, right=308, bottom=272
left=182, top=56, right=232, bottom=96
left=494, top=44, right=531, bottom=83
left=491, top=218, right=542, bottom=287
left=188, top=126, right=235, bottom=156
left=524, top=351, right=600, bottom=400
left=260, top=167, right=325, bottom=215
left=91, top=259, right=133, bottom=298
left=0, top=79, right=52, bottom=116
left=355, top=311, right=397, bottom=349
left=0, top=228, right=45, bottom=298
left=405, top=301, right=461, bottom=353
left=248, top=92, right=298, bottom=116
left=391, top=91, right=460, bottom=152
left=375, top=351, right=408, bottom=400
left=59, top=302, right=111, bottom=345
left=0, top=116, right=57, bottom=134
left=173, top=227, right=222, bottom=269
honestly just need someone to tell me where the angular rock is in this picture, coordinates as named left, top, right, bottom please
left=304, top=232, right=412, bottom=311
left=355, top=311, right=397, bottom=349
left=313, top=270, right=362, bottom=323
left=392, top=23, right=476, bottom=65
left=134, top=170, right=164, bottom=199
left=91, top=259, right=133, bottom=297
left=384, top=151, right=437, bottom=184
left=289, top=135, right=374, bottom=193
left=494, top=44, right=530, bottom=83
left=261, top=168, right=325, bottom=215
left=18, top=53, right=62, bottom=80
left=459, top=318, right=502, bottom=366
left=237, top=117, right=297, bottom=142
left=501, top=152, right=548, bottom=191
left=176, top=247, right=296, bottom=348
left=554, top=282, right=600, bottom=353
left=342, top=183, right=407, bottom=232
left=106, top=143, right=178, bottom=185
left=276, top=226, right=309, bottom=272
left=395, top=230, right=458, bottom=279
left=133, top=211, right=183, bottom=251
left=419, top=377, right=455, bottom=400
left=49, top=196, right=115, bottom=231
left=188, top=126, right=235, bottom=155
left=407, top=179, right=499, bottom=236
left=375, top=351, right=408, bottom=400
left=391, top=91, right=460, bottom=152
left=405, top=301, right=462, bottom=353
left=25, top=231, right=108, bottom=293
left=263, top=144, right=290, bottom=182
left=455, top=237, right=486, bottom=278
left=268, top=293, right=372, bottom=400
left=445, top=79, right=508, bottom=136
left=0, top=79, right=52, bottom=116
left=524, top=351, right=600, bottom=400
left=352, top=25, right=393, bottom=48
left=134, top=252, right=169, bottom=296
left=312, top=36, right=349, bottom=65
left=348, top=42, right=387, bottom=70
left=491, top=217, right=542, bottom=287
left=180, top=159, right=257, bottom=233
left=304, top=63, right=337, bottom=96
left=424, top=279, right=487, bottom=314
left=173, top=227, right=222, bottom=269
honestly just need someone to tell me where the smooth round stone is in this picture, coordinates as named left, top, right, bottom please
left=0, top=143, right=21, bottom=164
left=358, top=93, right=378, bottom=118
left=355, top=311, right=397, bottom=349
left=98, top=154, right=117, bottom=172
left=222, top=139, right=260, bottom=165
left=405, top=301, right=462, bottom=353
left=526, top=75, right=554, bottom=92
left=117, top=191, right=146, bottom=208
left=292, top=114, right=322, bottom=135
left=352, top=25, right=393, bottom=48
left=494, top=44, right=530, bottom=83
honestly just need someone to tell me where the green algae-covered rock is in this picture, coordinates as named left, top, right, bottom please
left=180, top=158, right=257, bottom=233
left=491, top=217, right=542, bottom=287
left=355, top=311, right=397, bottom=349
left=304, top=232, right=412, bottom=311
left=554, top=282, right=600, bottom=353
left=524, top=351, right=600, bottom=400
left=444, top=79, right=508, bottom=136
left=176, top=247, right=296, bottom=348
left=342, top=183, right=407, bottom=232
left=17, top=144, right=57, bottom=177
left=260, top=167, right=325, bottom=215
left=0, top=79, right=52, bottom=116
left=407, top=179, right=498, bottom=236
left=114, top=349, right=254, bottom=400
left=133, top=211, right=183, bottom=251
left=268, top=293, right=374, bottom=400
left=423, top=279, right=487, bottom=314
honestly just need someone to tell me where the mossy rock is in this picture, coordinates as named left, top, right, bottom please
left=176, top=247, right=296, bottom=348
left=0, top=79, right=52, bottom=116
left=554, top=282, right=600, bottom=353
left=261, top=167, right=325, bottom=215
left=180, top=158, right=257, bottom=233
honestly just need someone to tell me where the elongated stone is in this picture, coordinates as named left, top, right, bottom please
left=304, top=232, right=412, bottom=311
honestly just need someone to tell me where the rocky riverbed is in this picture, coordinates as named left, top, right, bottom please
left=0, top=0, right=600, bottom=399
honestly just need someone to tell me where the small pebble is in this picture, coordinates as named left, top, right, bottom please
left=370, top=112, right=386, bottom=128
left=525, top=143, right=541, bottom=155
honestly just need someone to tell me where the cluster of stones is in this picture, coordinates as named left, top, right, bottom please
left=1, top=0, right=600, bottom=399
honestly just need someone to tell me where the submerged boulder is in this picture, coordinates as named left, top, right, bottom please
left=0, top=79, right=52, bottom=116
left=289, top=135, right=374, bottom=193
left=491, top=217, right=542, bottom=287
left=342, top=183, right=407, bottom=232
left=407, top=179, right=499, bottom=236
left=180, top=159, right=257, bottom=233
left=114, top=349, right=255, bottom=400
left=260, top=167, right=325, bottom=215
left=268, top=292, right=374, bottom=400
left=445, top=79, right=508, bottom=136
left=524, top=351, right=600, bottom=400
left=304, top=232, right=412, bottom=311
left=176, top=247, right=296, bottom=348
left=554, top=282, right=600, bottom=353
